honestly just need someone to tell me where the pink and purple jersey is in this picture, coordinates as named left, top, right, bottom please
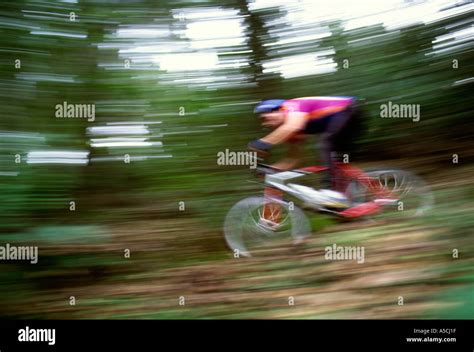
left=281, top=96, right=355, bottom=120
left=281, top=96, right=356, bottom=135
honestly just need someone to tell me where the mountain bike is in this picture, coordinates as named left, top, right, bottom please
left=223, top=161, right=434, bottom=257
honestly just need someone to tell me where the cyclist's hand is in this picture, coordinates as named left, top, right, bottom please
left=248, top=139, right=271, bottom=159
left=250, top=148, right=269, bottom=160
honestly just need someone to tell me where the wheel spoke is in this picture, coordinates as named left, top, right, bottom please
left=363, top=169, right=433, bottom=217
left=224, top=197, right=311, bottom=256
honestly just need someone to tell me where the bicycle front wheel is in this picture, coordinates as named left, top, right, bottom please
left=223, top=196, right=311, bottom=257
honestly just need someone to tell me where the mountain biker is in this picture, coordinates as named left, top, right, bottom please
left=249, top=96, right=363, bottom=208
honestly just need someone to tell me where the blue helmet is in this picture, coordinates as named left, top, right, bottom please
left=254, top=99, right=286, bottom=113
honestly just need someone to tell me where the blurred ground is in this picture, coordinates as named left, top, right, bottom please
left=0, top=163, right=472, bottom=319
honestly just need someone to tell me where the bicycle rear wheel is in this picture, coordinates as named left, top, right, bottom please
left=346, top=168, right=434, bottom=217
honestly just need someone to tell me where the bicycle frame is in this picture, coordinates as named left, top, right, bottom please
left=261, top=162, right=396, bottom=219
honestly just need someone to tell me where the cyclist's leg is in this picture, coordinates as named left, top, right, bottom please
left=320, top=108, right=354, bottom=189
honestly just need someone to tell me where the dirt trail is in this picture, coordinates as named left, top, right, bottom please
left=2, top=168, right=472, bottom=319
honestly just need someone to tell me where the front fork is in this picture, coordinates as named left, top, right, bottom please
left=262, top=187, right=284, bottom=224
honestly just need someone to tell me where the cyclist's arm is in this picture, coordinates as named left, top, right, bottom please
left=271, top=142, right=303, bottom=171
left=260, top=112, right=307, bottom=145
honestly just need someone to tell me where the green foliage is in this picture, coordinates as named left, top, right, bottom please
left=0, top=0, right=472, bottom=319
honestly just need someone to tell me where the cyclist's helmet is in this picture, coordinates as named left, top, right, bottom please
left=254, top=99, right=286, bottom=113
